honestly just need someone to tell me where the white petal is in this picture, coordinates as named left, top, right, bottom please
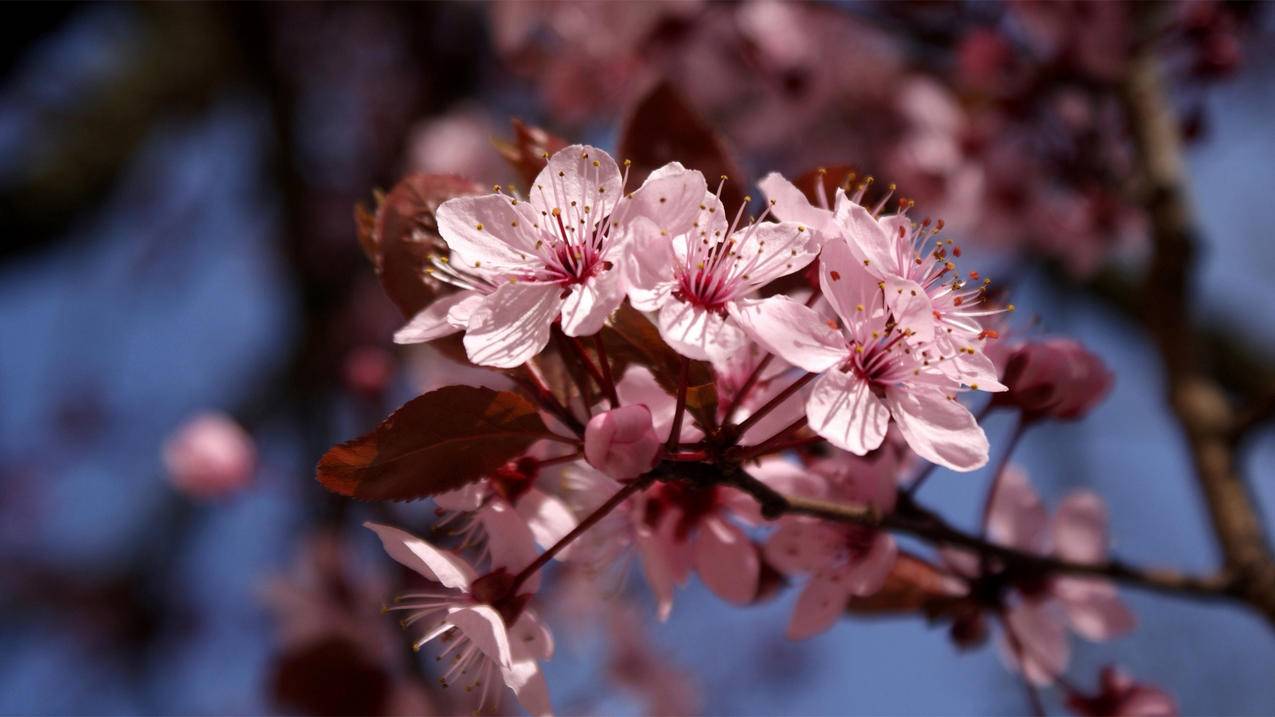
left=463, top=283, right=563, bottom=368
left=531, top=144, right=622, bottom=220
left=393, top=291, right=478, bottom=344
left=363, top=522, right=475, bottom=590
left=833, top=192, right=899, bottom=278
left=806, top=370, right=890, bottom=456
left=727, top=220, right=821, bottom=291
left=437, top=194, right=542, bottom=274
left=624, top=229, right=677, bottom=311
left=657, top=300, right=749, bottom=363
left=560, top=268, right=625, bottom=336
left=729, top=296, right=844, bottom=373
left=446, top=605, right=514, bottom=669
left=819, top=237, right=887, bottom=332
left=758, top=172, right=838, bottom=236
left=884, top=386, right=989, bottom=472
left=627, top=162, right=708, bottom=238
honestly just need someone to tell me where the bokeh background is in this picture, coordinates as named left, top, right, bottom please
left=2, top=2, right=1274, bottom=715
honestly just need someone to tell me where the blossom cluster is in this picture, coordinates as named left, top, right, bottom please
left=319, top=143, right=1167, bottom=716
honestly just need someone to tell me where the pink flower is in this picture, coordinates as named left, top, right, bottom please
left=432, top=450, right=580, bottom=556
left=365, top=521, right=554, bottom=716
left=1066, top=665, right=1178, bottom=717
left=625, top=172, right=821, bottom=362
left=584, top=405, right=661, bottom=480
left=162, top=412, right=256, bottom=499
left=634, top=480, right=761, bottom=620
left=760, top=455, right=899, bottom=639
left=733, top=238, right=1001, bottom=471
left=948, top=468, right=1135, bottom=686
left=434, top=145, right=705, bottom=367
left=994, top=338, right=1114, bottom=421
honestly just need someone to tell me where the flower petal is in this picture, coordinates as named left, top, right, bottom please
left=883, top=276, right=935, bottom=343
left=1001, top=599, right=1070, bottom=686
left=560, top=267, right=625, bottom=336
left=393, top=291, right=480, bottom=344
left=624, top=230, right=677, bottom=311
left=986, top=466, right=1050, bottom=554
left=818, top=237, right=888, bottom=332
left=728, top=220, right=821, bottom=291
left=516, top=488, right=579, bottom=553
left=1054, top=577, right=1136, bottom=640
left=531, top=144, right=622, bottom=220
left=833, top=193, right=898, bottom=279
left=627, top=162, right=708, bottom=239
left=763, top=519, right=840, bottom=574
left=844, top=533, right=898, bottom=596
left=446, top=605, right=514, bottom=669
left=758, top=172, right=838, bottom=236
left=363, top=522, right=474, bottom=590
left=884, top=386, right=989, bottom=472
left=807, top=369, right=890, bottom=456
left=657, top=299, right=749, bottom=363
left=730, top=296, right=844, bottom=373
left=693, top=517, right=759, bottom=605
left=1053, top=490, right=1108, bottom=564
left=478, top=501, right=541, bottom=588
left=463, top=282, right=563, bottom=368
left=787, top=572, right=851, bottom=640
left=437, top=194, right=541, bottom=273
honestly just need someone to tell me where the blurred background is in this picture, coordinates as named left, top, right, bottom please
left=2, top=2, right=1274, bottom=715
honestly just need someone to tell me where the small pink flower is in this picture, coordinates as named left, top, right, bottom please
left=995, top=338, right=1113, bottom=421
left=434, top=145, right=705, bottom=367
left=584, top=405, right=661, bottom=480
left=625, top=172, right=821, bottom=362
left=947, top=468, right=1135, bottom=686
left=634, top=481, right=761, bottom=620
left=733, top=238, right=1002, bottom=471
left=1066, top=665, right=1178, bottom=717
left=433, top=448, right=580, bottom=557
left=365, top=522, right=554, bottom=716
left=162, top=412, right=256, bottom=499
left=760, top=455, right=899, bottom=639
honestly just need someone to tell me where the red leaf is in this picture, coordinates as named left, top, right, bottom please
left=494, top=118, right=569, bottom=188
left=360, top=173, right=484, bottom=318
left=845, top=550, right=964, bottom=616
left=618, top=81, right=747, bottom=214
left=317, top=386, right=556, bottom=501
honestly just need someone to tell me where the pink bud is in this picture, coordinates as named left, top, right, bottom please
left=996, top=339, right=1113, bottom=421
left=584, top=405, right=660, bottom=480
left=163, top=412, right=256, bottom=500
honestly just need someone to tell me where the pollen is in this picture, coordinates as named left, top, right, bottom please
left=475, top=223, right=484, bottom=231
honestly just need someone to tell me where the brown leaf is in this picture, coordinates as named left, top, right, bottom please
left=362, top=174, right=484, bottom=318
left=602, top=302, right=718, bottom=429
left=317, top=386, right=555, bottom=501
left=494, top=119, right=569, bottom=188
left=618, top=81, right=747, bottom=215
left=845, top=550, right=964, bottom=616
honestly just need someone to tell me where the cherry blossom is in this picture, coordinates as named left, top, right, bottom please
left=760, top=453, right=900, bottom=639
left=733, top=237, right=1002, bottom=471
left=584, top=405, right=661, bottom=480
left=625, top=174, right=821, bottom=362
left=365, top=521, right=554, bottom=716
left=946, top=467, right=1135, bottom=686
left=162, top=411, right=256, bottom=499
left=634, top=480, right=762, bottom=620
left=433, top=144, right=704, bottom=367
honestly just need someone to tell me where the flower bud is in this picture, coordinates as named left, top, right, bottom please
left=584, top=405, right=660, bottom=480
left=163, top=412, right=256, bottom=499
left=995, top=339, right=1112, bottom=421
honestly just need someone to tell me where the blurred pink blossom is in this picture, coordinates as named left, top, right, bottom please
left=584, top=405, right=661, bottom=480
left=162, top=412, right=256, bottom=500
left=1066, top=665, right=1178, bottom=717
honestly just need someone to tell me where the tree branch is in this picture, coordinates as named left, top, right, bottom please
left=1120, top=3, right=1275, bottom=625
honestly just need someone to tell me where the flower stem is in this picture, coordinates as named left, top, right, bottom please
left=722, top=353, right=773, bottom=423
left=667, top=356, right=690, bottom=451
left=508, top=475, right=649, bottom=595
left=980, top=415, right=1028, bottom=537
left=514, top=365, right=584, bottom=436
left=592, top=334, right=620, bottom=408
left=733, top=416, right=811, bottom=461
